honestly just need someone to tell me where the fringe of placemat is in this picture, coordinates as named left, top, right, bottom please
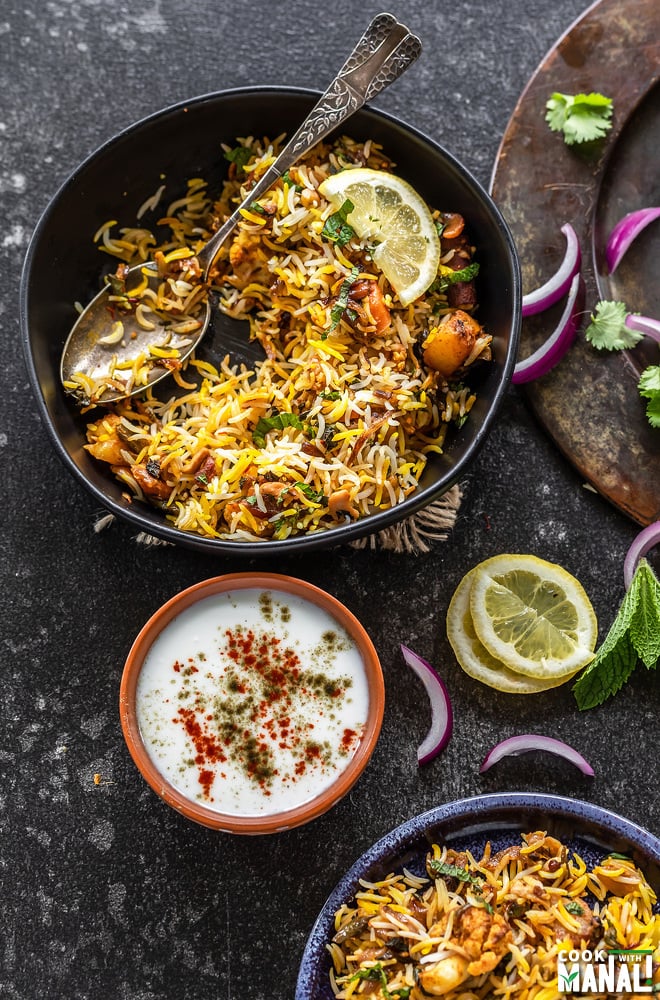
left=92, top=483, right=463, bottom=555
left=348, top=483, right=462, bottom=553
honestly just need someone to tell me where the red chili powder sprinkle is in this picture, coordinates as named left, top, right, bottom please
left=169, top=618, right=356, bottom=798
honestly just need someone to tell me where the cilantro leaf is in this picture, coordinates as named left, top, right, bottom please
left=321, top=198, right=355, bottom=246
left=584, top=301, right=644, bottom=351
left=565, top=901, right=585, bottom=916
left=545, top=92, right=613, bottom=145
left=252, top=411, right=304, bottom=447
left=573, top=560, right=660, bottom=709
left=223, top=145, right=252, bottom=173
left=639, top=365, right=660, bottom=429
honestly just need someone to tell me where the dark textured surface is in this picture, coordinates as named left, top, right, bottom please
left=2, top=2, right=659, bottom=999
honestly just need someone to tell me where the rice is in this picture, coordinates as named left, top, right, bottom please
left=327, top=831, right=660, bottom=999
left=81, top=134, right=491, bottom=542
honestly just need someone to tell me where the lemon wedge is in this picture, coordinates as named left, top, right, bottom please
left=318, top=168, right=440, bottom=306
left=446, top=569, right=571, bottom=694
left=465, top=554, right=597, bottom=680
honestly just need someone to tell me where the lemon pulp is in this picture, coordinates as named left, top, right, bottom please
left=318, top=168, right=440, bottom=306
left=446, top=554, right=597, bottom=689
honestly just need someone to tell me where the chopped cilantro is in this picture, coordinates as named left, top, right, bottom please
left=281, top=170, right=302, bottom=192
left=573, top=560, right=660, bottom=709
left=584, top=301, right=660, bottom=427
left=321, top=198, right=356, bottom=247
left=224, top=145, right=252, bottom=173
left=249, top=201, right=266, bottom=215
left=428, top=859, right=484, bottom=887
left=545, top=91, right=613, bottom=145
left=252, top=412, right=304, bottom=447
left=565, top=901, right=584, bottom=916
left=349, top=964, right=410, bottom=998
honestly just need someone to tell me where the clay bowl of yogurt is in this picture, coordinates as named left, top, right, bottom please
left=119, top=573, right=384, bottom=834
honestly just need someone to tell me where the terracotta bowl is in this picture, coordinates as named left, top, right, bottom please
left=119, top=572, right=384, bottom=834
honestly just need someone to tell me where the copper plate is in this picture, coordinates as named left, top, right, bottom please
left=491, top=0, right=660, bottom=525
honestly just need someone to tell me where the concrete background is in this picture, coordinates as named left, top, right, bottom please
left=2, top=1, right=658, bottom=997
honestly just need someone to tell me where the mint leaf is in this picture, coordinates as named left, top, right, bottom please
left=321, top=198, right=355, bottom=247
left=629, top=561, right=660, bottom=667
left=428, top=859, right=484, bottom=887
left=573, top=630, right=638, bottom=710
left=328, top=266, right=360, bottom=332
left=252, top=411, right=304, bottom=447
left=429, top=262, right=480, bottom=294
left=545, top=92, right=613, bottom=145
left=584, top=301, right=644, bottom=351
left=224, top=145, right=252, bottom=173
left=573, top=559, right=660, bottom=709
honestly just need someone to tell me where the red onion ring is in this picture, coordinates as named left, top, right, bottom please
left=521, top=223, right=581, bottom=317
left=480, top=735, right=594, bottom=776
left=400, top=644, right=453, bottom=765
left=625, top=313, right=660, bottom=344
left=623, top=521, right=660, bottom=590
left=606, top=207, right=660, bottom=274
left=513, top=273, right=584, bottom=384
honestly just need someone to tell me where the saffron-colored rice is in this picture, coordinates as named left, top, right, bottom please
left=327, top=831, right=660, bottom=999
left=82, top=135, right=491, bottom=542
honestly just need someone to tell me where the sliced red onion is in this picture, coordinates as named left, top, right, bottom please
left=400, top=644, right=453, bottom=765
left=623, top=521, right=660, bottom=590
left=480, top=735, right=594, bottom=776
left=521, top=223, right=581, bottom=317
left=606, top=207, right=660, bottom=274
left=625, top=313, right=660, bottom=344
left=513, top=273, right=583, bottom=384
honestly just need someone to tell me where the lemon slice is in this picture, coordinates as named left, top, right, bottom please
left=446, top=570, right=570, bottom=694
left=468, top=554, right=597, bottom=680
left=318, top=168, right=440, bottom=306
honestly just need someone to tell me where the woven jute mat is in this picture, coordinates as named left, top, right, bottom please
left=93, top=483, right=462, bottom=555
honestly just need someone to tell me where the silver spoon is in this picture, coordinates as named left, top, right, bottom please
left=60, top=13, right=421, bottom=402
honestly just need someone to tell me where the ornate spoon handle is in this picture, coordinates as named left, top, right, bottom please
left=197, top=13, right=421, bottom=273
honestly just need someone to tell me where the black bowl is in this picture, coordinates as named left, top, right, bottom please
left=21, top=86, right=521, bottom=555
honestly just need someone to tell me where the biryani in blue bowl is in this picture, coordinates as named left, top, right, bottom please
left=21, top=87, right=520, bottom=554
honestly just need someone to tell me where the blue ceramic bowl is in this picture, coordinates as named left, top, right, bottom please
left=295, top=792, right=660, bottom=999
left=21, top=86, right=520, bottom=555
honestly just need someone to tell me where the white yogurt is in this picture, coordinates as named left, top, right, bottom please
left=136, top=588, right=370, bottom=816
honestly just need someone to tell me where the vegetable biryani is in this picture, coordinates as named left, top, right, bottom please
left=327, top=831, right=660, bottom=999
left=78, top=135, right=491, bottom=541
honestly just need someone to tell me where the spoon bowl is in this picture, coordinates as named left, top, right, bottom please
left=59, top=13, right=421, bottom=403
left=59, top=263, right=210, bottom=402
